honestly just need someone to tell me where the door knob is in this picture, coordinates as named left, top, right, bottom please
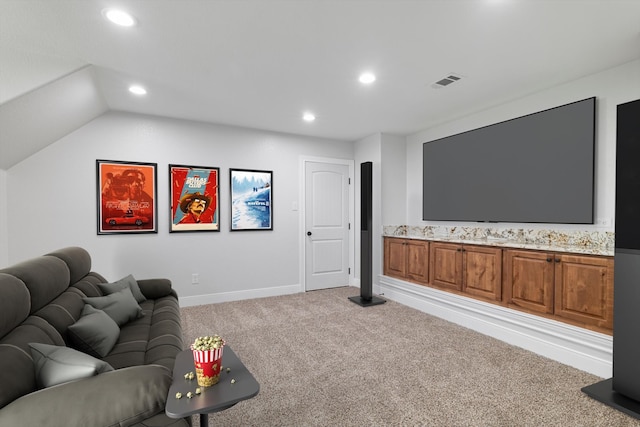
left=307, top=231, right=312, bottom=236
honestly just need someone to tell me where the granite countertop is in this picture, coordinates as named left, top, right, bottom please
left=383, top=225, right=614, bottom=257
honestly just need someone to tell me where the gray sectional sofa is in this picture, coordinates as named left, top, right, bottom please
left=0, top=247, right=190, bottom=427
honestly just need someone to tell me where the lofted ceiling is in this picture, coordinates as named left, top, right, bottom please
left=1, top=0, right=640, bottom=169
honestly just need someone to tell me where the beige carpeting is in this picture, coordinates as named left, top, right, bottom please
left=180, top=287, right=640, bottom=426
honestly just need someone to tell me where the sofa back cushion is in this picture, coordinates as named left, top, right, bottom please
left=47, top=247, right=109, bottom=297
left=0, top=256, right=70, bottom=314
left=46, top=247, right=92, bottom=285
left=71, top=272, right=108, bottom=297
left=0, top=274, right=30, bottom=339
left=33, top=287, right=87, bottom=345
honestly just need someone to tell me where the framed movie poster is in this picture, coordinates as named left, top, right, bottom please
left=97, top=160, right=157, bottom=234
left=169, top=164, right=220, bottom=232
left=230, top=169, right=272, bottom=231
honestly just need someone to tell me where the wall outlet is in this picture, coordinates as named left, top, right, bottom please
left=191, top=273, right=199, bottom=285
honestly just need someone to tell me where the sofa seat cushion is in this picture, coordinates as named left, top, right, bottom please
left=144, top=296, right=184, bottom=370
left=102, top=295, right=183, bottom=371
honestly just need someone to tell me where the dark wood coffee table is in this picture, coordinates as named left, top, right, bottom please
left=165, top=347, right=260, bottom=425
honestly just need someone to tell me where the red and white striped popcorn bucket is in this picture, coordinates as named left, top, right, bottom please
left=191, top=345, right=224, bottom=387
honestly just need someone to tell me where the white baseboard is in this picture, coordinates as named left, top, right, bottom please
left=378, top=275, right=613, bottom=378
left=179, top=284, right=302, bottom=307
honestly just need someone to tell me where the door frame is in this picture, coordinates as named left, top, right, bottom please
left=299, top=156, right=355, bottom=292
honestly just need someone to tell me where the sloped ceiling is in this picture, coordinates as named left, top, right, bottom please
left=0, top=66, right=108, bottom=169
left=1, top=0, right=639, bottom=170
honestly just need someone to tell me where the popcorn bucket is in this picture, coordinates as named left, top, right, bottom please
left=191, top=346, right=224, bottom=387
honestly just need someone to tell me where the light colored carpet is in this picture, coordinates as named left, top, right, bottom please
left=180, top=287, right=640, bottom=426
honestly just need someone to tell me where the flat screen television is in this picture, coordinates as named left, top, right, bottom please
left=422, top=97, right=595, bottom=224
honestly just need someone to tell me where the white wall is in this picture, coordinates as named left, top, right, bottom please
left=381, top=133, right=407, bottom=225
left=5, top=111, right=353, bottom=303
left=0, top=169, right=7, bottom=266
left=406, top=59, right=640, bottom=232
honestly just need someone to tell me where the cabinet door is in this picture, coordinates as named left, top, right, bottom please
left=429, top=242, right=462, bottom=291
left=384, top=237, right=407, bottom=278
left=503, top=250, right=554, bottom=314
left=463, top=245, right=502, bottom=302
left=554, top=254, right=614, bottom=330
left=407, top=240, right=429, bottom=283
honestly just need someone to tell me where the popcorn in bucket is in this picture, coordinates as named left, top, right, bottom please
left=191, top=335, right=225, bottom=387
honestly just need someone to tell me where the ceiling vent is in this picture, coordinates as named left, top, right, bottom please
left=431, top=73, right=463, bottom=89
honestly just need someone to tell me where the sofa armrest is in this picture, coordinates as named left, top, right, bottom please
left=0, top=365, right=174, bottom=427
left=137, top=278, right=173, bottom=299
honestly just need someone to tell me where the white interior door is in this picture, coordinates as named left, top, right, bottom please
left=304, top=161, right=350, bottom=291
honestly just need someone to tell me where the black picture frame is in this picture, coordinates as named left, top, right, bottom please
left=96, top=159, right=158, bottom=234
left=169, top=164, right=220, bottom=232
left=229, top=168, right=273, bottom=231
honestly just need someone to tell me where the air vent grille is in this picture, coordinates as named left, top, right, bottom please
left=431, top=74, right=463, bottom=89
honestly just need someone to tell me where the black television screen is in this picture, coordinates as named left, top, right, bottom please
left=422, top=97, right=595, bottom=224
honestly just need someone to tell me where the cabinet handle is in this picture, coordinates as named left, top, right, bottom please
left=555, top=258, right=561, bottom=263
left=546, top=258, right=552, bottom=262
left=457, top=248, right=462, bottom=252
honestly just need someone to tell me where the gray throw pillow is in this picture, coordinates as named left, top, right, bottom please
left=83, top=287, right=143, bottom=326
left=68, top=305, right=120, bottom=357
left=97, top=274, right=146, bottom=303
left=28, top=342, right=114, bottom=388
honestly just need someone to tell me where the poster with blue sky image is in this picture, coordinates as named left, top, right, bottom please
left=230, top=169, right=272, bottom=230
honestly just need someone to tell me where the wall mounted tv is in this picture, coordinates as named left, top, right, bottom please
left=422, top=97, right=595, bottom=224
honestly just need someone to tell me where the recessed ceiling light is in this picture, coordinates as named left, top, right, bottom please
left=129, top=85, right=147, bottom=95
left=359, top=72, right=376, bottom=84
left=303, top=112, right=316, bottom=122
left=102, top=9, right=136, bottom=27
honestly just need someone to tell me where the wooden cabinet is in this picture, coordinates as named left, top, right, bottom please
left=384, top=237, right=408, bottom=277
left=429, top=242, right=502, bottom=302
left=463, top=245, right=503, bottom=302
left=383, top=237, right=429, bottom=284
left=406, top=240, right=430, bottom=283
left=553, top=253, right=614, bottom=330
left=503, top=249, right=614, bottom=331
left=503, top=250, right=555, bottom=314
left=429, top=242, right=462, bottom=291
left=383, top=237, right=613, bottom=333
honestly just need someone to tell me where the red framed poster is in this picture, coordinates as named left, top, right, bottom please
left=169, top=164, right=220, bottom=232
left=97, top=160, right=157, bottom=234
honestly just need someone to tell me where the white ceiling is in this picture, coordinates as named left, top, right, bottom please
left=1, top=0, right=639, bottom=168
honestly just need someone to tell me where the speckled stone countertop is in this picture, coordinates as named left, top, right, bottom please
left=383, top=225, right=614, bottom=257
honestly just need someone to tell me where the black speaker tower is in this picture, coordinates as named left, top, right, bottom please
left=582, top=98, right=640, bottom=419
left=349, top=161, right=386, bottom=307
